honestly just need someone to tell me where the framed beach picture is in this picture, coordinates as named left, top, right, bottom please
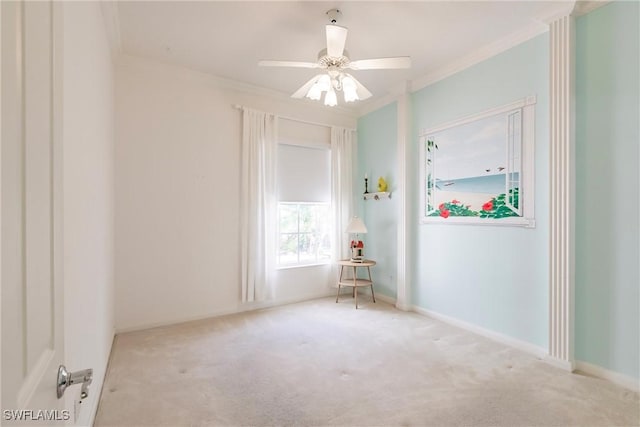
left=419, top=96, right=536, bottom=227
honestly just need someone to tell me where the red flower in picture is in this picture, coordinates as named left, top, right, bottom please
left=438, top=203, right=446, bottom=211
left=482, top=201, right=494, bottom=211
left=451, top=199, right=460, bottom=204
left=440, top=209, right=450, bottom=218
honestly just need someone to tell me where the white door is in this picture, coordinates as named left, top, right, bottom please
left=1, top=0, right=67, bottom=423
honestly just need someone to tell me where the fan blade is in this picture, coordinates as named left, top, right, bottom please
left=291, top=74, right=324, bottom=99
left=259, top=60, right=319, bottom=68
left=345, top=73, right=372, bottom=100
left=326, top=25, right=348, bottom=57
left=348, top=57, right=411, bottom=70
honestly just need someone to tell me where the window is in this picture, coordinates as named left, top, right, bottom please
left=276, top=137, right=332, bottom=267
left=278, top=203, right=331, bottom=266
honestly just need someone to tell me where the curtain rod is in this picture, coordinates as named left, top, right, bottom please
left=232, top=104, right=356, bottom=132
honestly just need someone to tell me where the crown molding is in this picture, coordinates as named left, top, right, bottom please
left=356, top=18, right=552, bottom=119
left=411, top=20, right=548, bottom=95
left=534, top=0, right=577, bottom=23
left=118, top=53, right=359, bottom=121
left=572, top=0, right=611, bottom=17
left=219, top=73, right=359, bottom=119
left=100, top=1, right=122, bottom=58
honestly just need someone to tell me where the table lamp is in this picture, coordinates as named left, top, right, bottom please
left=345, top=216, right=367, bottom=262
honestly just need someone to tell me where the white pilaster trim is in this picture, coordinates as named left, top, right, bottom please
left=395, top=83, right=411, bottom=311
left=548, top=13, right=576, bottom=370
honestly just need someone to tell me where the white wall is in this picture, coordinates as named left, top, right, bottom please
left=62, top=3, right=115, bottom=425
left=115, top=54, right=356, bottom=332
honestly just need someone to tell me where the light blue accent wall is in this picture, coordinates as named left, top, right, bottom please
left=575, top=1, right=640, bottom=380
left=410, top=34, right=550, bottom=349
left=357, top=102, right=398, bottom=299
left=355, top=3, right=639, bottom=381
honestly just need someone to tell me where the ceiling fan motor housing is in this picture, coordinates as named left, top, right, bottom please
left=326, top=9, right=342, bottom=24
left=317, top=48, right=350, bottom=66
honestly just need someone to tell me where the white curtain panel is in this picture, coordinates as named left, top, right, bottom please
left=240, top=108, right=278, bottom=302
left=330, top=127, right=354, bottom=267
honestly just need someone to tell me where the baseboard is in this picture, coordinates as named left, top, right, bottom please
left=408, top=305, right=639, bottom=392
left=115, top=308, right=241, bottom=334
left=113, top=293, right=640, bottom=394
left=544, top=355, right=575, bottom=371
left=374, top=293, right=396, bottom=305
left=411, top=305, right=548, bottom=359
left=372, top=293, right=414, bottom=311
left=86, top=328, right=115, bottom=427
left=115, top=290, right=335, bottom=334
left=575, top=360, right=639, bottom=392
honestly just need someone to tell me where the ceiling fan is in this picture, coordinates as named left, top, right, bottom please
left=258, top=9, right=411, bottom=106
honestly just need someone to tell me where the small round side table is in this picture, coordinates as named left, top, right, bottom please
left=336, top=259, right=376, bottom=309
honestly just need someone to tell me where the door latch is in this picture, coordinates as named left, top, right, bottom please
left=57, top=365, right=93, bottom=399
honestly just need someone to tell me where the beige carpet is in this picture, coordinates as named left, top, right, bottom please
left=95, top=297, right=639, bottom=426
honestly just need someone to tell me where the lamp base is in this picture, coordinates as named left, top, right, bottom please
left=350, top=248, right=364, bottom=263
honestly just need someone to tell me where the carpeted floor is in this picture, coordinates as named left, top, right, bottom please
left=95, top=297, right=639, bottom=426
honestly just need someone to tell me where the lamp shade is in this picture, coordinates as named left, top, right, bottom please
left=345, top=216, right=367, bottom=234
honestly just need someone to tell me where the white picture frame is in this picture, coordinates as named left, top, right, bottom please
left=419, top=96, right=536, bottom=227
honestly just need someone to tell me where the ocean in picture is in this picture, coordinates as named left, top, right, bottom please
left=436, top=172, right=518, bottom=194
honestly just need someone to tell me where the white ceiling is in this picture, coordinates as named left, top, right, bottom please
left=116, top=1, right=570, bottom=111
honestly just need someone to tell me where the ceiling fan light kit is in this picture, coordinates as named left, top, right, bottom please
left=305, top=71, right=359, bottom=105
left=258, top=9, right=411, bottom=107
left=324, top=87, right=338, bottom=106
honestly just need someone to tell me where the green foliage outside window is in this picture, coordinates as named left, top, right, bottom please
left=278, top=203, right=331, bottom=266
